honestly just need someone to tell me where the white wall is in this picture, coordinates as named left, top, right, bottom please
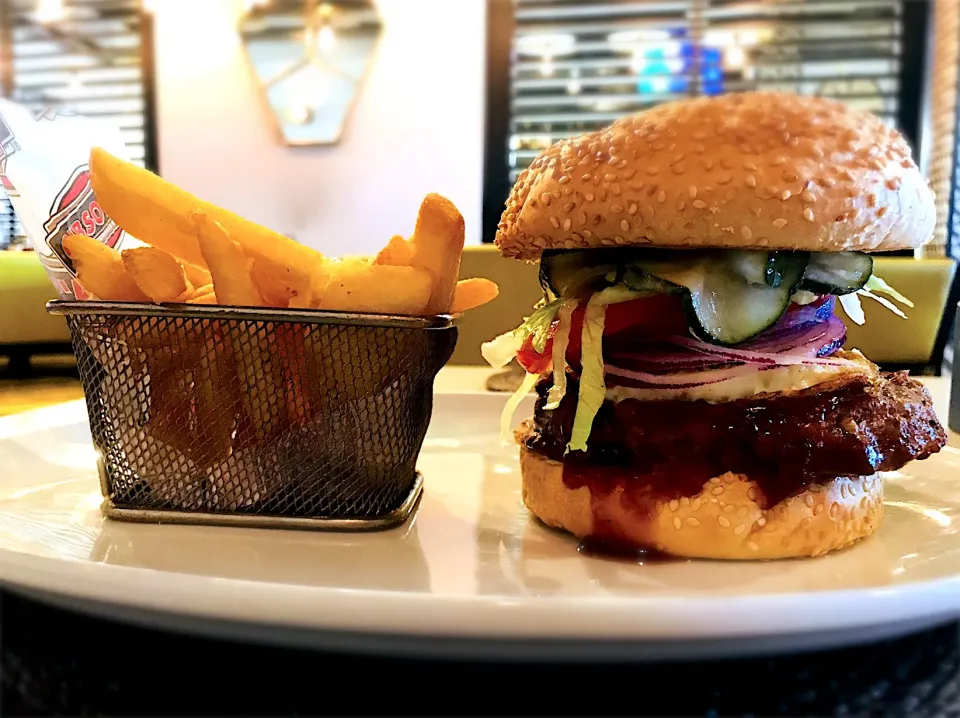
left=150, top=0, right=486, bottom=257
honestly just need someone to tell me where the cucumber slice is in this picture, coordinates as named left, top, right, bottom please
left=634, top=252, right=807, bottom=345
left=539, top=250, right=617, bottom=298
left=799, top=252, right=873, bottom=295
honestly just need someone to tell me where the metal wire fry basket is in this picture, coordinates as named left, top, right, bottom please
left=48, top=300, right=457, bottom=530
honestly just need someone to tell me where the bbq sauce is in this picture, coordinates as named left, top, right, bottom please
left=575, top=537, right=678, bottom=564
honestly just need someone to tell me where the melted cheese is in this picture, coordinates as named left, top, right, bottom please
left=605, top=351, right=875, bottom=404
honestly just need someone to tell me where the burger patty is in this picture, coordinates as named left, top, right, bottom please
left=524, top=371, right=946, bottom=507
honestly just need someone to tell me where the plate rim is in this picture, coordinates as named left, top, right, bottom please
left=0, top=539, right=957, bottom=642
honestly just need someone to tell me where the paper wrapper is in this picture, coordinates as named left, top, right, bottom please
left=0, top=97, right=146, bottom=299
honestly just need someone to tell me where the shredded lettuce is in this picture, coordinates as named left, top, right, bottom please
left=544, top=301, right=576, bottom=410
left=567, top=299, right=606, bottom=454
left=565, top=286, right=642, bottom=454
left=499, top=371, right=540, bottom=446
left=863, top=274, right=914, bottom=308
left=836, top=274, right=912, bottom=325
left=481, top=299, right=564, bottom=369
left=858, top=289, right=907, bottom=319
left=838, top=293, right=866, bottom=325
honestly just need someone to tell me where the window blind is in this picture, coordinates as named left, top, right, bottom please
left=509, top=0, right=911, bottom=184
left=0, top=0, right=151, bottom=249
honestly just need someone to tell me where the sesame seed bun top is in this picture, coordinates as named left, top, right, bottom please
left=495, top=92, right=936, bottom=261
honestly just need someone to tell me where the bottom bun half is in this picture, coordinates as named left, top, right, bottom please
left=520, top=447, right=883, bottom=560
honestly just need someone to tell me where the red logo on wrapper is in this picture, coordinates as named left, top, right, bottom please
left=41, top=164, right=123, bottom=278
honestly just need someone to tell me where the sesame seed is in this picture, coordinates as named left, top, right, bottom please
left=720, top=158, right=733, bottom=170
left=823, top=177, right=837, bottom=187
left=693, top=199, right=707, bottom=209
left=549, top=217, right=560, bottom=229
left=747, top=541, right=760, bottom=552
left=804, top=494, right=815, bottom=508
left=756, top=517, right=766, bottom=528
left=646, top=166, right=660, bottom=175
left=686, top=517, right=701, bottom=528
left=689, top=186, right=698, bottom=198
left=563, top=202, right=574, bottom=212
left=734, top=524, right=747, bottom=536
left=611, top=204, right=623, bottom=213
left=578, top=210, right=587, bottom=225
left=745, top=175, right=757, bottom=188
left=803, top=208, right=815, bottom=222
left=571, top=232, right=582, bottom=242
left=611, top=185, right=622, bottom=196
left=705, top=160, right=715, bottom=170
left=559, top=176, right=570, bottom=184
left=771, top=156, right=785, bottom=166
left=718, top=174, right=732, bottom=185
left=801, top=190, right=815, bottom=203
left=780, top=190, right=791, bottom=201
left=628, top=203, right=638, bottom=215
left=677, top=200, right=685, bottom=211
left=877, top=206, right=888, bottom=217
left=671, top=164, right=685, bottom=175
left=744, top=161, right=757, bottom=171
left=673, top=517, right=682, bottom=530
left=782, top=171, right=798, bottom=182
left=866, top=193, right=877, bottom=207
left=712, top=486, right=724, bottom=496
left=620, top=219, right=630, bottom=232
left=541, top=193, right=552, bottom=206
left=746, top=487, right=758, bottom=502
left=885, top=178, right=899, bottom=190
left=718, top=516, right=731, bottom=528
left=563, top=218, right=572, bottom=231
left=773, top=218, right=788, bottom=228
left=740, top=226, right=753, bottom=239
left=581, top=174, right=592, bottom=182
left=669, top=499, right=679, bottom=512
left=657, top=190, right=666, bottom=203
left=582, top=229, right=593, bottom=238
left=584, top=192, right=595, bottom=202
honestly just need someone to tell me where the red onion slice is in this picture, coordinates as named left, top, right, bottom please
left=605, top=362, right=762, bottom=387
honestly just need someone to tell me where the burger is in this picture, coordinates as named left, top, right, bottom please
left=483, top=92, right=947, bottom=560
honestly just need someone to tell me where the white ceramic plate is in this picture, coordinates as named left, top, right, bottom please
left=0, top=381, right=958, bottom=661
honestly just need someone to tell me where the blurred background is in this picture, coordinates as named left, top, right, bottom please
left=1, top=0, right=960, bottom=395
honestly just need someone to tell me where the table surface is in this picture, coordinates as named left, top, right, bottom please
left=2, top=366, right=959, bottom=717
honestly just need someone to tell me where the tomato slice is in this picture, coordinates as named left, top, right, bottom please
left=516, top=294, right=688, bottom=374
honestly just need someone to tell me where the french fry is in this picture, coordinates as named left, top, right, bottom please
left=322, top=259, right=432, bottom=315
left=451, top=277, right=499, bottom=313
left=251, top=256, right=316, bottom=308
left=192, top=330, right=240, bottom=466
left=89, top=146, right=324, bottom=299
left=182, top=262, right=213, bottom=288
left=288, top=262, right=332, bottom=309
left=375, top=234, right=414, bottom=266
left=62, top=234, right=149, bottom=302
left=188, top=290, right=218, bottom=305
left=408, top=193, right=465, bottom=314
left=191, top=211, right=265, bottom=307
left=122, top=247, right=192, bottom=303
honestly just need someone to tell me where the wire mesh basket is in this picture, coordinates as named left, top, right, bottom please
left=48, top=300, right=457, bottom=531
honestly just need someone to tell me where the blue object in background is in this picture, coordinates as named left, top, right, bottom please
left=633, top=39, right=725, bottom=96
